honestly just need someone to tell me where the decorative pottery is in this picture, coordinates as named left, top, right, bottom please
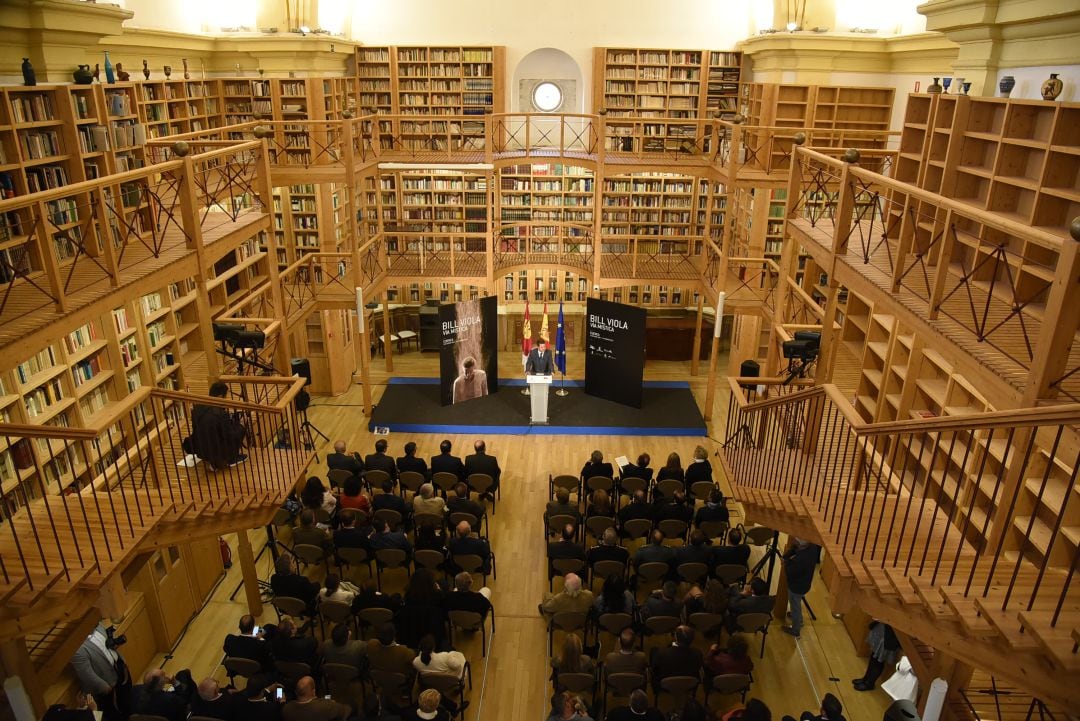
left=116, top=63, right=130, bottom=81
left=104, top=51, right=115, bottom=83
left=182, top=58, right=190, bottom=80
left=962, top=82, right=972, bottom=96
left=73, top=64, right=93, bottom=85
left=142, top=59, right=150, bottom=80
left=1041, top=73, right=1063, bottom=101
left=164, top=64, right=172, bottom=78
left=928, top=77, right=943, bottom=94
left=941, top=77, right=952, bottom=93
left=21, top=58, right=35, bottom=86
left=999, top=75, right=1016, bottom=98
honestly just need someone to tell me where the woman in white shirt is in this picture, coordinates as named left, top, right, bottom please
left=412, top=634, right=466, bottom=679
left=318, top=574, right=355, bottom=606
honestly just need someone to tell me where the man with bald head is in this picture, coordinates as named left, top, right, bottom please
left=463, top=438, right=501, bottom=494
left=282, top=676, right=349, bottom=721
left=447, top=519, right=492, bottom=575
left=539, top=572, right=594, bottom=618
left=326, top=440, right=363, bottom=476
left=189, top=677, right=234, bottom=720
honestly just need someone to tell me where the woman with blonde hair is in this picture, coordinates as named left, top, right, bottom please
left=551, top=632, right=595, bottom=690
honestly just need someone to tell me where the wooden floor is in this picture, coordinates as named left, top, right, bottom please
left=145, top=349, right=894, bottom=721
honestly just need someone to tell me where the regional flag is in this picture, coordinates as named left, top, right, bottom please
left=555, top=301, right=567, bottom=375
left=522, top=298, right=532, bottom=367
left=539, top=301, right=549, bottom=342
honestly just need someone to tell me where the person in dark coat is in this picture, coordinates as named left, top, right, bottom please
left=189, top=381, right=246, bottom=470
left=445, top=571, right=493, bottom=620
left=270, top=552, right=319, bottom=613
left=396, top=441, right=428, bottom=478
left=619, top=453, right=654, bottom=484
left=224, top=614, right=273, bottom=671
left=649, top=626, right=703, bottom=692
left=447, top=483, right=485, bottom=524
left=684, top=445, right=713, bottom=491
left=726, top=577, right=774, bottom=633
left=782, top=538, right=821, bottom=638
left=130, top=670, right=189, bottom=721
left=711, top=528, right=750, bottom=569
left=327, top=441, right=364, bottom=476
left=580, top=450, right=614, bottom=481
left=430, top=439, right=465, bottom=481
left=694, top=488, right=729, bottom=529
left=464, top=439, right=501, bottom=492
left=365, top=439, right=398, bottom=481
left=447, top=519, right=493, bottom=574
left=190, top=678, right=235, bottom=720
left=270, top=618, right=318, bottom=670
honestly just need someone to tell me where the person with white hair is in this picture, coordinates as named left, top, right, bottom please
left=413, top=482, right=447, bottom=515
left=539, top=572, right=594, bottom=618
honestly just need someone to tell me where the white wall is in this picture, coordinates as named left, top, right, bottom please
left=349, top=0, right=760, bottom=111
left=121, top=0, right=257, bottom=33
left=994, top=65, right=1080, bottom=103
left=513, top=48, right=584, bottom=113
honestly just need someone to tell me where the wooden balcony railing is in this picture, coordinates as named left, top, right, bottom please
left=279, top=252, right=356, bottom=325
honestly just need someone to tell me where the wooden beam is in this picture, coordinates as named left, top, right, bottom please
left=234, top=528, right=263, bottom=617
left=690, top=295, right=704, bottom=376
left=0, top=637, right=45, bottom=718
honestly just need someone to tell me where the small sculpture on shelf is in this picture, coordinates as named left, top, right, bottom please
left=73, top=64, right=94, bottom=85
left=93, top=63, right=101, bottom=83
left=142, top=59, right=150, bottom=80
left=928, top=77, right=942, bottom=94
left=1041, top=73, right=1063, bottom=101
left=962, top=82, right=972, bottom=96
left=21, top=58, right=36, bottom=86
left=163, top=64, right=172, bottom=78
left=116, top=63, right=130, bottom=81
left=999, top=75, right=1016, bottom=98
left=182, top=58, right=190, bottom=80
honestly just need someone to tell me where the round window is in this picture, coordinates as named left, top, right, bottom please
left=533, top=81, right=563, bottom=112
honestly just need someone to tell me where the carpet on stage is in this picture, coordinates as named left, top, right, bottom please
left=368, top=378, right=707, bottom=436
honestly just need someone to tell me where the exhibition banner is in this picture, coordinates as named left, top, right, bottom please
left=584, top=298, right=646, bottom=408
left=439, top=296, right=499, bottom=407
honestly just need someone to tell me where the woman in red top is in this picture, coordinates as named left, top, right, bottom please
left=705, top=633, right=755, bottom=676
left=338, top=474, right=370, bottom=513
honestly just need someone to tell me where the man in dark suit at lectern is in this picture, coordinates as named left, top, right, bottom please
left=525, top=338, right=555, bottom=376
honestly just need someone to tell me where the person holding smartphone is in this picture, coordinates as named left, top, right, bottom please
left=236, top=682, right=285, bottom=721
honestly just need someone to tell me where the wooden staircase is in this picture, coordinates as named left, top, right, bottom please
left=716, top=379, right=1080, bottom=711
left=0, top=377, right=313, bottom=639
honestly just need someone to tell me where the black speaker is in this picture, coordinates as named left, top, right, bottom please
left=883, top=700, right=920, bottom=721
left=740, top=359, right=760, bottom=378
left=290, top=358, right=312, bottom=386
left=234, top=329, right=265, bottom=350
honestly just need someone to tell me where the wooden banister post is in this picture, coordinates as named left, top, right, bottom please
left=382, top=302, right=394, bottom=372
left=33, top=201, right=66, bottom=312
left=235, top=527, right=263, bottom=617
left=690, top=294, right=704, bottom=376
left=925, top=209, right=956, bottom=320
left=703, top=292, right=725, bottom=422
left=0, top=637, right=45, bottom=718
left=832, top=158, right=857, bottom=257
left=1023, top=221, right=1080, bottom=404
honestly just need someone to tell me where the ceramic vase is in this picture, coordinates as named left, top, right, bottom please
left=73, top=64, right=93, bottom=85
left=142, top=59, right=150, bottom=80
left=928, top=77, right=943, bottom=94
left=962, top=82, right=972, bottom=96
left=1041, top=73, right=1063, bottom=101
left=183, top=58, right=190, bottom=80
left=942, top=77, right=952, bottom=93
left=104, top=51, right=115, bottom=84
left=21, top=58, right=35, bottom=86
left=164, top=65, right=172, bottom=78
left=999, top=75, right=1016, bottom=98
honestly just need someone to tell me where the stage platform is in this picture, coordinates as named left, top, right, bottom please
left=369, top=378, right=707, bottom=436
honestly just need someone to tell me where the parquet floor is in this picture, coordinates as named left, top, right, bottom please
left=140, top=349, right=894, bottom=721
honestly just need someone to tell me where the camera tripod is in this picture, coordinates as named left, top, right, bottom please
left=299, top=407, right=329, bottom=459
left=722, top=423, right=756, bottom=450
left=752, top=530, right=816, bottom=621
left=228, top=524, right=290, bottom=603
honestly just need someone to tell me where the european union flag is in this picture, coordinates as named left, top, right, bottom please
left=555, top=301, right=567, bottom=375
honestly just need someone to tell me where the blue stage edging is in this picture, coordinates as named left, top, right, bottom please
left=386, top=377, right=690, bottom=389
left=366, top=422, right=705, bottom=436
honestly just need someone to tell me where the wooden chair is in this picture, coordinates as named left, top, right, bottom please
left=413, top=548, right=447, bottom=572
left=643, top=614, right=681, bottom=640
left=706, top=673, right=752, bottom=707
left=449, top=510, right=485, bottom=538
left=546, top=513, right=579, bottom=542
left=293, top=542, right=332, bottom=576
left=594, top=612, right=633, bottom=652
left=603, top=671, right=646, bottom=718
left=689, top=480, right=717, bottom=500
left=373, top=508, right=403, bottom=530
left=618, top=475, right=649, bottom=498
left=621, top=518, right=653, bottom=542
left=327, top=468, right=354, bottom=489
left=395, top=313, right=419, bottom=351
left=555, top=670, right=597, bottom=708
left=688, top=612, right=726, bottom=639
left=584, top=475, right=614, bottom=494
left=365, top=469, right=392, bottom=491
left=549, top=473, right=581, bottom=501
left=548, top=610, right=588, bottom=655
left=744, top=526, right=775, bottom=548
left=699, top=520, right=729, bottom=541
left=374, top=548, right=410, bottom=590
left=467, top=472, right=497, bottom=514
left=633, top=561, right=669, bottom=593
left=372, top=317, right=400, bottom=357
left=550, top=557, right=586, bottom=590
left=735, top=611, right=773, bottom=658
left=448, top=609, right=493, bottom=657
left=432, top=471, right=459, bottom=497
left=399, top=470, right=426, bottom=498
left=368, top=669, right=411, bottom=705
left=654, top=478, right=685, bottom=499
left=336, top=546, right=373, bottom=581
left=275, top=660, right=313, bottom=688
left=319, top=599, right=355, bottom=638
left=591, top=559, right=628, bottom=587
left=584, top=515, right=616, bottom=543
left=413, top=511, right=445, bottom=531
left=657, top=518, right=689, bottom=544
left=313, top=507, right=332, bottom=526
left=323, top=662, right=363, bottom=701
left=223, top=656, right=261, bottom=687
left=420, top=668, right=471, bottom=719
left=452, top=552, right=494, bottom=586
left=676, top=561, right=708, bottom=584
left=356, top=607, right=395, bottom=639
left=271, top=595, right=308, bottom=623
left=658, top=674, right=701, bottom=708
left=714, top=563, right=747, bottom=587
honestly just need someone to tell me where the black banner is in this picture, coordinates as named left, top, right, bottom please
left=439, top=296, right=498, bottom=407
left=584, top=298, right=646, bottom=408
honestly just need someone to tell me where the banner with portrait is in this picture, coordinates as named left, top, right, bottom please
left=584, top=298, right=646, bottom=408
left=439, top=296, right=499, bottom=407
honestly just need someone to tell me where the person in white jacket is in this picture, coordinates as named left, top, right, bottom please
left=412, top=634, right=467, bottom=679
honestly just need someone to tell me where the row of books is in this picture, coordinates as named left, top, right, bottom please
left=146, top=320, right=168, bottom=348
left=140, top=292, right=163, bottom=316
left=119, top=337, right=140, bottom=368
left=26, top=165, right=68, bottom=193
left=10, top=94, right=55, bottom=124
left=71, top=354, right=106, bottom=388
left=20, top=131, right=63, bottom=160
left=24, top=378, right=64, bottom=417
left=78, top=386, right=111, bottom=418
left=16, top=346, right=58, bottom=384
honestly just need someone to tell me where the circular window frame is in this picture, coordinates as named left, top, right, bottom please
left=532, top=81, right=563, bottom=113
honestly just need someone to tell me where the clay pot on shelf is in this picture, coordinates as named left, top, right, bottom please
left=927, top=77, right=943, bottom=94
left=73, top=64, right=94, bottom=85
left=1041, top=73, right=1063, bottom=101
left=999, top=75, right=1016, bottom=98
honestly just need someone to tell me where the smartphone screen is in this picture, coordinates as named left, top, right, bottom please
left=252, top=625, right=260, bottom=636
left=275, top=688, right=283, bottom=701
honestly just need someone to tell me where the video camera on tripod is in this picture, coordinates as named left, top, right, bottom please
left=781, top=330, right=821, bottom=384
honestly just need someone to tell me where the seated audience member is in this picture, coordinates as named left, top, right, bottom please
left=593, top=574, right=635, bottom=615
left=634, top=529, right=676, bottom=574
left=694, top=488, right=730, bottom=529
left=414, top=522, right=448, bottom=560
left=412, top=634, right=466, bottom=678
left=551, top=633, right=594, bottom=688
left=369, top=518, right=413, bottom=555
left=404, top=688, right=451, bottom=721
left=649, top=625, right=703, bottom=691
left=270, top=552, right=319, bottom=613
left=190, top=678, right=234, bottom=720
left=327, top=440, right=364, bottom=476
left=445, top=571, right=493, bottom=620
left=585, top=489, right=614, bottom=519
left=640, top=581, right=683, bottom=621
left=685, top=445, right=713, bottom=488
left=606, top=689, right=664, bottom=721
left=655, top=452, right=685, bottom=485
left=397, top=568, right=448, bottom=649
left=292, top=509, right=331, bottom=550
left=282, top=676, right=349, bottom=721
left=548, top=524, right=587, bottom=573
left=224, top=614, right=273, bottom=670
left=723, top=698, right=773, bottom=721
left=705, top=633, right=754, bottom=677
left=580, top=450, right=614, bottom=481
left=447, top=519, right=493, bottom=575
left=447, top=483, right=485, bottom=523
left=726, top=577, right=773, bottom=632
left=540, top=572, right=594, bottom=618
left=464, top=439, right=501, bottom=493
left=654, top=490, right=693, bottom=525
left=676, top=529, right=713, bottom=571
left=684, top=578, right=728, bottom=617
left=300, top=476, right=337, bottom=520
left=617, top=490, right=654, bottom=532
left=130, top=669, right=189, bottom=721
left=318, top=574, right=356, bottom=606
left=373, top=478, right=411, bottom=527
left=619, top=453, right=653, bottom=484
left=365, top=438, right=398, bottom=481
left=412, top=483, right=447, bottom=516
left=366, top=623, right=416, bottom=678
left=189, top=381, right=246, bottom=470
left=604, top=629, right=647, bottom=676
left=546, top=691, right=593, bottom=721
left=358, top=695, right=400, bottom=721
left=546, top=487, right=582, bottom=526
left=353, top=582, right=403, bottom=615
left=320, top=623, right=366, bottom=669
left=338, top=474, right=370, bottom=513
left=396, top=441, right=428, bottom=478
left=587, top=528, right=630, bottom=572
left=430, top=439, right=465, bottom=481
left=237, top=681, right=285, bottom=721
left=333, top=509, right=370, bottom=553
left=271, top=618, right=318, bottom=669
left=712, top=528, right=751, bottom=568
left=787, top=692, right=846, bottom=721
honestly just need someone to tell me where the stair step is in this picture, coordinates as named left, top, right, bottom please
left=973, top=596, right=1042, bottom=652
left=1017, top=610, right=1080, bottom=672
left=4, top=570, right=66, bottom=608
left=882, top=566, right=924, bottom=606
left=938, top=588, right=996, bottom=635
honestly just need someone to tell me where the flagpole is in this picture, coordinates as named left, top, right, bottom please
left=555, top=300, right=568, bottom=396
left=555, top=370, right=568, bottom=396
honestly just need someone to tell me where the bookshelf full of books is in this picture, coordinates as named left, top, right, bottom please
left=206, top=236, right=270, bottom=318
